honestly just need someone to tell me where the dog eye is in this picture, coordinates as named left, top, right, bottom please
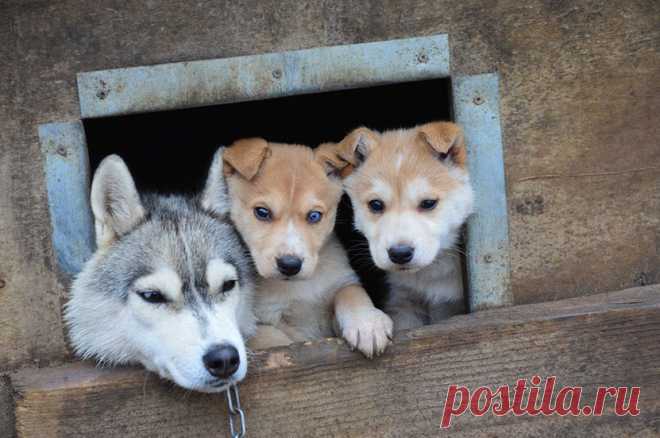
left=137, top=290, right=168, bottom=304
left=368, top=199, right=385, bottom=213
left=253, top=207, right=272, bottom=221
left=307, top=210, right=323, bottom=224
left=419, top=199, right=438, bottom=211
left=221, top=279, right=236, bottom=293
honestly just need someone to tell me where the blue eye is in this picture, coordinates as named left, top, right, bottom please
left=368, top=199, right=385, bottom=213
left=254, top=207, right=272, bottom=221
left=137, top=290, right=167, bottom=304
left=307, top=210, right=323, bottom=224
left=419, top=199, right=438, bottom=211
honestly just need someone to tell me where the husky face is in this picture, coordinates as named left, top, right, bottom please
left=330, top=122, right=474, bottom=272
left=66, top=153, right=256, bottom=393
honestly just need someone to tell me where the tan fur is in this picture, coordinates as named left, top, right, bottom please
left=223, top=138, right=271, bottom=180
left=334, top=127, right=380, bottom=168
left=418, top=122, right=467, bottom=168
left=224, top=140, right=393, bottom=357
left=224, top=142, right=340, bottom=278
left=341, top=124, right=465, bottom=253
left=328, top=122, right=474, bottom=331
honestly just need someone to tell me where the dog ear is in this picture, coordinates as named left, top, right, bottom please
left=314, top=142, right=352, bottom=179
left=90, top=155, right=146, bottom=250
left=223, top=138, right=270, bottom=180
left=201, top=147, right=230, bottom=217
left=334, top=127, right=379, bottom=174
left=418, top=122, right=467, bottom=168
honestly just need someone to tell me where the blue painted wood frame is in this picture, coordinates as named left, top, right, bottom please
left=42, top=35, right=511, bottom=310
left=453, top=74, right=513, bottom=310
left=39, top=122, right=95, bottom=277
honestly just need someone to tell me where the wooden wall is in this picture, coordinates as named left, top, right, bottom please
left=1, top=0, right=658, bottom=372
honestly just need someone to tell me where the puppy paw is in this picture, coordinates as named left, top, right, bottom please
left=338, top=307, right=393, bottom=359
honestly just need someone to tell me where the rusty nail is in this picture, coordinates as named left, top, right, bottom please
left=473, top=95, right=485, bottom=105
left=56, top=146, right=68, bottom=157
left=417, top=52, right=429, bottom=64
left=272, top=69, right=282, bottom=79
left=0, top=279, right=5, bottom=289
left=483, top=254, right=493, bottom=263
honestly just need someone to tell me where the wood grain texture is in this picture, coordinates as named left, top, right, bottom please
left=8, top=286, right=660, bottom=437
left=1, top=0, right=658, bottom=368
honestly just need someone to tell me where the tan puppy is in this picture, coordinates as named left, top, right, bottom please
left=326, top=122, right=474, bottom=331
left=215, top=139, right=393, bottom=358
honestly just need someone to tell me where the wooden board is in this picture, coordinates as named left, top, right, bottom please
left=0, top=0, right=658, bottom=369
left=7, top=286, right=660, bottom=437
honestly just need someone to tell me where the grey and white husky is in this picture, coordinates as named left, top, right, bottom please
left=65, top=152, right=256, bottom=392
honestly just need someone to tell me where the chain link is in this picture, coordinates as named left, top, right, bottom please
left=225, top=384, right=246, bottom=438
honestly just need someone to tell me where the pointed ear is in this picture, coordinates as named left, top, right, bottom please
left=90, top=155, right=145, bottom=250
left=418, top=122, right=467, bottom=168
left=314, top=142, right=351, bottom=179
left=223, top=138, right=270, bottom=180
left=201, top=147, right=230, bottom=217
left=335, top=127, right=379, bottom=171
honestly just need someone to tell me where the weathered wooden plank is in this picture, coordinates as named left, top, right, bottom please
left=1, top=0, right=659, bottom=370
left=453, top=74, right=513, bottom=311
left=9, top=286, right=660, bottom=437
left=77, top=35, right=450, bottom=118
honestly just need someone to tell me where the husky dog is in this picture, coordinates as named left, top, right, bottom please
left=65, top=153, right=256, bottom=392
left=207, top=139, right=393, bottom=358
left=327, top=122, right=474, bottom=331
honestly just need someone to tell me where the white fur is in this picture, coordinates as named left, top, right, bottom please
left=348, top=169, right=473, bottom=273
left=246, top=233, right=393, bottom=358
left=284, top=220, right=306, bottom=258
left=90, top=155, right=145, bottom=250
left=66, top=154, right=256, bottom=393
left=253, top=235, right=358, bottom=341
left=134, top=268, right=183, bottom=303
left=207, top=259, right=238, bottom=294
left=346, top=164, right=473, bottom=331
left=67, top=257, right=253, bottom=392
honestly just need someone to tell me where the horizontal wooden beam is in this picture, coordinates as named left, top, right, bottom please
left=8, top=286, right=660, bottom=437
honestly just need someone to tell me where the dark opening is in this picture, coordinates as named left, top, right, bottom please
left=83, top=78, right=455, bottom=308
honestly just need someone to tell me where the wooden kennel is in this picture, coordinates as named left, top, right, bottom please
left=1, top=1, right=658, bottom=436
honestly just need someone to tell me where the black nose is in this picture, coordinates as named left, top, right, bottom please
left=203, top=344, right=240, bottom=379
left=276, top=255, right=303, bottom=276
left=388, top=244, right=415, bottom=265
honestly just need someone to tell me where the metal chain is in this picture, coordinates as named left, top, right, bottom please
left=225, top=384, right=246, bottom=438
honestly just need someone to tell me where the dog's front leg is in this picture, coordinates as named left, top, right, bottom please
left=385, top=294, right=428, bottom=332
left=334, top=284, right=393, bottom=358
left=248, top=324, right=295, bottom=350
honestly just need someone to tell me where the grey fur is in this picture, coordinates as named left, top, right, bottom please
left=65, top=154, right=256, bottom=392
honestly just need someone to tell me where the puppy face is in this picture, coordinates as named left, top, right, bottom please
left=224, top=139, right=342, bottom=279
left=332, top=122, right=474, bottom=272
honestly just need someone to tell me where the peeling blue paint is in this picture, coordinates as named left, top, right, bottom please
left=39, top=122, right=94, bottom=277
left=453, top=74, right=513, bottom=310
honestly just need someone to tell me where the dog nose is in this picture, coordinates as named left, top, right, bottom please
left=388, top=244, right=415, bottom=265
left=203, top=344, right=240, bottom=379
left=276, top=255, right=303, bottom=276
